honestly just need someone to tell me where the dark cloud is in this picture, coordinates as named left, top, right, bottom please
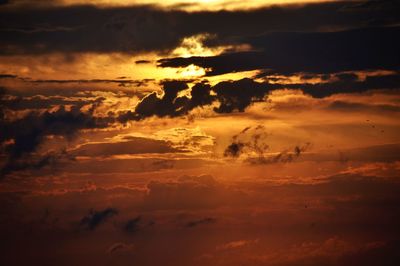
left=119, top=80, right=215, bottom=121
left=120, top=72, right=400, bottom=122
left=245, top=143, right=311, bottom=165
left=212, top=78, right=266, bottom=113
left=278, top=73, right=400, bottom=98
left=254, top=72, right=400, bottom=98
left=80, top=208, right=118, bottom=230
left=185, top=217, right=216, bottom=228
left=1, top=105, right=106, bottom=157
left=124, top=216, right=141, bottom=233
left=0, top=149, right=75, bottom=176
left=1, top=1, right=399, bottom=55
left=133, top=80, right=189, bottom=119
left=0, top=73, right=17, bottom=78
left=0, top=5, right=184, bottom=55
left=188, top=82, right=214, bottom=109
left=335, top=73, right=359, bottom=82
left=159, top=26, right=400, bottom=76
left=0, top=93, right=106, bottom=110
left=223, top=142, right=245, bottom=158
left=0, top=86, right=6, bottom=108
left=0, top=105, right=113, bottom=177
left=1, top=73, right=396, bottom=175
left=223, top=125, right=311, bottom=164
left=121, top=78, right=268, bottom=120
left=135, top=60, right=152, bottom=64
left=106, top=242, right=134, bottom=254
left=223, top=125, right=269, bottom=159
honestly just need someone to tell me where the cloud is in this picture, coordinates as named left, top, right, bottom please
left=0, top=105, right=113, bottom=177
left=158, top=26, right=400, bottom=76
left=120, top=72, right=400, bottom=123
left=120, top=78, right=269, bottom=120
left=223, top=125, right=311, bottom=164
left=185, top=217, right=216, bottom=228
left=1, top=107, right=106, bottom=157
left=223, top=125, right=269, bottom=158
left=0, top=5, right=184, bottom=55
left=1, top=1, right=399, bottom=55
left=0, top=92, right=106, bottom=111
left=188, top=82, right=214, bottom=109
left=124, top=216, right=141, bottom=233
left=79, top=207, right=118, bottom=230
left=276, top=73, right=400, bottom=98
left=135, top=60, right=152, bottom=64
left=134, top=80, right=189, bottom=118
left=245, top=143, right=311, bottom=165
left=118, top=80, right=216, bottom=120
left=223, top=142, right=245, bottom=158
left=72, top=136, right=183, bottom=157
left=212, top=78, right=267, bottom=113
left=106, top=242, right=134, bottom=254
left=0, top=73, right=17, bottom=78
left=216, top=239, right=258, bottom=251
left=0, top=149, right=75, bottom=176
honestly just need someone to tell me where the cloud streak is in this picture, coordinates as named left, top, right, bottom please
left=80, top=207, right=118, bottom=230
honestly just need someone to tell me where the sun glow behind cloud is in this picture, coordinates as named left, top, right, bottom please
left=33, top=0, right=340, bottom=11
left=0, top=32, right=257, bottom=88
left=171, top=34, right=225, bottom=58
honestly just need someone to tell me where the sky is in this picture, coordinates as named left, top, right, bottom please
left=1, top=0, right=400, bottom=265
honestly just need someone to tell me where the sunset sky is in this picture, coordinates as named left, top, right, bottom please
left=1, top=0, right=400, bottom=265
